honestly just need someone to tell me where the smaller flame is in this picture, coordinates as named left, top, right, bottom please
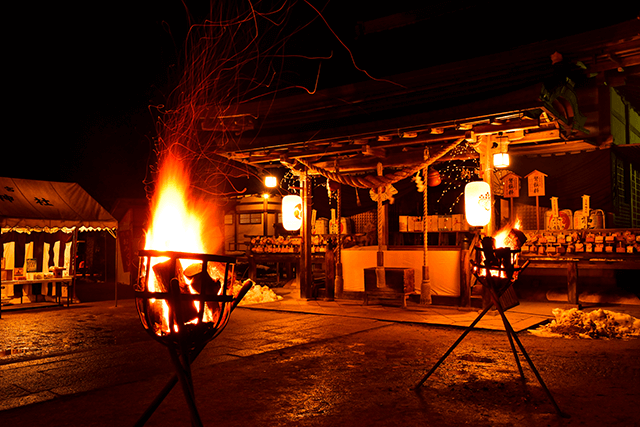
left=494, top=218, right=522, bottom=249
left=475, top=219, right=524, bottom=280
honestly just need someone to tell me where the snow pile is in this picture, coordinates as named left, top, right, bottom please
left=530, top=308, right=640, bottom=339
left=233, top=282, right=283, bottom=305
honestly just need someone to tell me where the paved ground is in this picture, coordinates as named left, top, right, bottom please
left=1, top=284, right=639, bottom=426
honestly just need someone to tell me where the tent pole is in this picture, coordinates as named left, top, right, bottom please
left=104, top=232, right=107, bottom=284
left=114, top=230, right=118, bottom=307
left=71, top=228, right=78, bottom=303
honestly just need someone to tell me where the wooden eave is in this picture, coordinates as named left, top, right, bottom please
left=207, top=19, right=639, bottom=175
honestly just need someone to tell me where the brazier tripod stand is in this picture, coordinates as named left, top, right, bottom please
left=413, top=237, right=565, bottom=417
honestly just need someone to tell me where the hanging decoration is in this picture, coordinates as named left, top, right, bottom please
left=427, top=168, right=441, bottom=187
left=412, top=170, right=425, bottom=192
left=433, top=162, right=480, bottom=214
left=281, top=169, right=300, bottom=193
left=326, top=178, right=340, bottom=202
left=369, top=185, right=398, bottom=204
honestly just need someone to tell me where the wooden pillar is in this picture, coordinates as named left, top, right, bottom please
left=421, top=162, right=432, bottom=305
left=459, top=235, right=471, bottom=307
left=299, top=172, right=313, bottom=299
left=335, top=184, right=344, bottom=297
left=567, top=261, right=579, bottom=306
left=375, top=163, right=386, bottom=289
left=262, top=196, right=269, bottom=236
left=481, top=137, right=494, bottom=236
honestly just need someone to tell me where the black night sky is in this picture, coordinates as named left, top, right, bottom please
left=5, top=2, right=638, bottom=211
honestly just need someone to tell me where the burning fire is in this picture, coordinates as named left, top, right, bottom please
left=493, top=218, right=522, bottom=250
left=476, top=219, right=525, bottom=280
left=145, top=155, right=208, bottom=253
left=141, top=154, right=227, bottom=335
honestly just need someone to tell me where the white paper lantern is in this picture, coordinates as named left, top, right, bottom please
left=465, top=181, right=492, bottom=227
left=282, top=195, right=303, bottom=231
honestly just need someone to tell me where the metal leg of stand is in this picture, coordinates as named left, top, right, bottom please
left=134, top=343, right=206, bottom=427
left=488, top=287, right=565, bottom=417
left=413, top=303, right=494, bottom=389
left=169, top=347, right=203, bottom=427
left=487, top=287, right=526, bottom=381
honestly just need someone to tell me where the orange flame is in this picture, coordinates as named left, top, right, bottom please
left=145, top=155, right=208, bottom=254
left=143, top=154, right=223, bottom=334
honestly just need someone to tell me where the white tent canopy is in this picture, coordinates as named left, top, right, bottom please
left=0, top=177, right=117, bottom=232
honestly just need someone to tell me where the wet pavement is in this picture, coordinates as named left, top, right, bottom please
left=1, top=286, right=640, bottom=426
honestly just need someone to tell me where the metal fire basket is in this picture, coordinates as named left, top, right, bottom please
left=413, top=234, right=566, bottom=418
left=134, top=249, right=253, bottom=427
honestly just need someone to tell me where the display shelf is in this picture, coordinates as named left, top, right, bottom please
left=520, top=228, right=640, bottom=256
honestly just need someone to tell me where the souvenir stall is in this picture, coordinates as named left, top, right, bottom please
left=502, top=149, right=640, bottom=306
left=1, top=177, right=118, bottom=315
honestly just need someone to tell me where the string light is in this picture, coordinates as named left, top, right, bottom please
left=429, top=142, right=480, bottom=214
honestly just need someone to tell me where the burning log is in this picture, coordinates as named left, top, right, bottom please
left=151, top=258, right=173, bottom=293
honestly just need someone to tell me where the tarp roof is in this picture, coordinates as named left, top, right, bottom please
left=0, top=177, right=117, bottom=231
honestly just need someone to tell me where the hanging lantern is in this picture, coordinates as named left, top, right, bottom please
left=493, top=152, right=510, bottom=168
left=264, top=175, right=277, bottom=188
left=282, top=195, right=303, bottom=231
left=427, top=169, right=441, bottom=187
left=465, top=181, right=492, bottom=226
left=493, top=133, right=510, bottom=168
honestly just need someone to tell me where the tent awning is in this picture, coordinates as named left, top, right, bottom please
left=0, top=177, right=118, bottom=231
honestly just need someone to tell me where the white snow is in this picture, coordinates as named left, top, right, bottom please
left=232, top=282, right=283, bottom=305
left=530, top=307, right=640, bottom=339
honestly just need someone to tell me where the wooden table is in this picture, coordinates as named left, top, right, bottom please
left=246, top=254, right=326, bottom=283
left=522, top=254, right=640, bottom=306
left=1, top=277, right=74, bottom=317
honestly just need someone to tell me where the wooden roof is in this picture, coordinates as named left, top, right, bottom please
left=205, top=19, right=640, bottom=178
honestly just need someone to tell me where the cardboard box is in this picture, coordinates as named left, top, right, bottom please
left=438, top=215, right=452, bottom=231
left=399, top=216, right=408, bottom=232
left=451, top=214, right=465, bottom=231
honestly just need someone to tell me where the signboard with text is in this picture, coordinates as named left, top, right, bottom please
left=526, top=170, right=547, bottom=197
left=503, top=173, right=520, bottom=198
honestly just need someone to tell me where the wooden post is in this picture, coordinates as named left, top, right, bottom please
left=114, top=230, right=118, bottom=307
left=300, top=172, right=313, bottom=299
left=536, top=196, right=540, bottom=231
left=376, top=163, right=386, bottom=289
left=421, top=161, right=431, bottom=304
left=567, top=261, right=578, bottom=306
left=335, top=183, right=344, bottom=297
left=459, top=239, right=471, bottom=307
left=482, top=136, right=494, bottom=236
left=262, top=196, right=269, bottom=236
